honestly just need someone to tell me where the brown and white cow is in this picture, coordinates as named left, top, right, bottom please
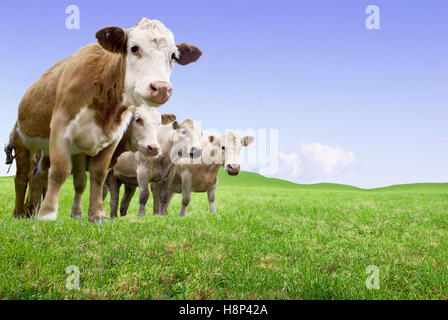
left=11, top=17, right=201, bottom=222
left=18, top=107, right=174, bottom=219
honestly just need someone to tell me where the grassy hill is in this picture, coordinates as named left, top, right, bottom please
left=0, top=171, right=447, bottom=299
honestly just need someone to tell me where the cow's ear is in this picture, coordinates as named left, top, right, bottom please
left=172, top=121, right=179, bottom=129
left=241, top=136, right=255, bottom=147
left=162, top=113, right=176, bottom=125
left=176, top=43, right=202, bottom=65
left=96, top=27, right=128, bottom=54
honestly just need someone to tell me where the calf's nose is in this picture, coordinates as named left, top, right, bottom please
left=148, top=81, right=173, bottom=105
left=227, top=164, right=240, bottom=175
left=147, top=144, right=160, bottom=156
left=228, top=164, right=240, bottom=171
left=190, top=146, right=202, bottom=159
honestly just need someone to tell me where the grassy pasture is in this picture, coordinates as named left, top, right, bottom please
left=0, top=171, right=447, bottom=299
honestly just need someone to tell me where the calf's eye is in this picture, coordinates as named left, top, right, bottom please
left=222, top=146, right=225, bottom=150
left=171, top=53, right=177, bottom=61
left=131, top=46, right=139, bottom=54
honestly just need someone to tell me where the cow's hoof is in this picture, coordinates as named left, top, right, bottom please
left=89, top=216, right=108, bottom=224
left=36, top=211, right=57, bottom=221
left=137, top=212, right=146, bottom=217
left=71, top=214, right=83, bottom=220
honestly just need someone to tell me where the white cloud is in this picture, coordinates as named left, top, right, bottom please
left=259, top=143, right=357, bottom=183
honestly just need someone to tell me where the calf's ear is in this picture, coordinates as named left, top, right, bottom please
left=176, top=43, right=202, bottom=65
left=96, top=27, right=128, bottom=54
left=181, top=119, right=194, bottom=129
left=162, top=113, right=177, bottom=125
left=241, top=136, right=255, bottom=147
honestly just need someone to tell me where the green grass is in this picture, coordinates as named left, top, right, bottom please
left=0, top=171, right=447, bottom=299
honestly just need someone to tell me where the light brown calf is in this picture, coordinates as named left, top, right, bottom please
left=156, top=131, right=255, bottom=216
left=103, top=119, right=202, bottom=218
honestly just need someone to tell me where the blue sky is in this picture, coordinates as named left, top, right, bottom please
left=0, top=0, right=447, bottom=188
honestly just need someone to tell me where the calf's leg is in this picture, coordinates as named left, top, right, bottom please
left=120, top=184, right=136, bottom=217
left=150, top=183, right=162, bottom=215
left=137, top=173, right=150, bottom=216
left=108, top=174, right=121, bottom=219
left=159, top=182, right=174, bottom=216
left=207, top=184, right=217, bottom=214
left=179, top=179, right=192, bottom=217
left=71, top=154, right=87, bottom=219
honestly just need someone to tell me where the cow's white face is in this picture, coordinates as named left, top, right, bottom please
left=96, top=17, right=202, bottom=108
left=209, top=131, right=255, bottom=176
left=128, top=106, right=161, bottom=157
left=125, top=19, right=176, bottom=107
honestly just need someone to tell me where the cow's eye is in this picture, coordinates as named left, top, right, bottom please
left=181, top=130, right=187, bottom=135
left=221, top=146, right=225, bottom=150
left=171, top=53, right=177, bottom=61
left=131, top=46, right=139, bottom=54
left=135, top=117, right=142, bottom=124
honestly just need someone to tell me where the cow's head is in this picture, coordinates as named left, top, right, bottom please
left=96, top=18, right=202, bottom=108
left=126, top=106, right=162, bottom=157
left=208, top=131, right=255, bottom=176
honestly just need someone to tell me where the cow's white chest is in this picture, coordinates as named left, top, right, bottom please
left=65, top=107, right=132, bottom=157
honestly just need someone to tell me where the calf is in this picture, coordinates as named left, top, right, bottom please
left=104, top=119, right=202, bottom=218
left=156, top=131, right=254, bottom=216
left=12, top=17, right=201, bottom=222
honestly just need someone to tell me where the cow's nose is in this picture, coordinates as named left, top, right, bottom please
left=190, top=146, right=202, bottom=159
left=148, top=81, right=172, bottom=105
left=147, top=144, right=160, bottom=156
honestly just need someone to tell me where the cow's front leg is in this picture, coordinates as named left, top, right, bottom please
left=37, top=128, right=72, bottom=221
left=207, top=184, right=217, bottom=214
left=179, top=178, right=192, bottom=217
left=87, top=142, right=118, bottom=223
left=150, top=183, right=162, bottom=215
left=71, top=154, right=87, bottom=219
left=120, top=184, right=136, bottom=217
left=137, top=174, right=150, bottom=216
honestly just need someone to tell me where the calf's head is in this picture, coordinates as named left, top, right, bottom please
left=126, top=106, right=162, bottom=157
left=169, top=119, right=203, bottom=163
left=208, top=131, right=255, bottom=176
left=96, top=18, right=202, bottom=107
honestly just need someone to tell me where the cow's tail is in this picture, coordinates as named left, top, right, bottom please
left=4, top=127, right=16, bottom=165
